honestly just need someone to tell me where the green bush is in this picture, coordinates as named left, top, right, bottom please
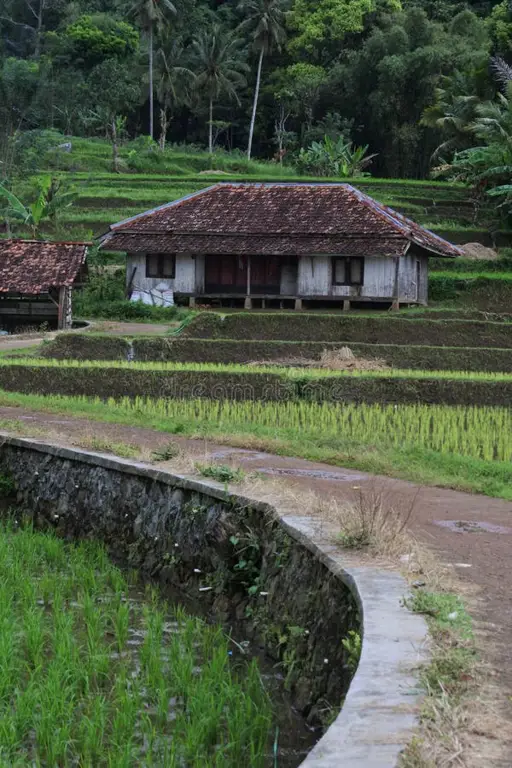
left=76, top=300, right=188, bottom=322
left=73, top=268, right=189, bottom=322
left=429, top=273, right=512, bottom=309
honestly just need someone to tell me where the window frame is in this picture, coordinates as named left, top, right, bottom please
left=331, top=256, right=364, bottom=287
left=145, top=253, right=176, bottom=280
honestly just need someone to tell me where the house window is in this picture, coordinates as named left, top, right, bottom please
left=332, top=257, right=364, bottom=286
left=146, top=253, right=175, bottom=279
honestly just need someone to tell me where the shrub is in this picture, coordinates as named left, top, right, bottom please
left=296, top=135, right=376, bottom=177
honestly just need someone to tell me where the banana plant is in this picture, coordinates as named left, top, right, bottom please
left=0, top=176, right=77, bottom=238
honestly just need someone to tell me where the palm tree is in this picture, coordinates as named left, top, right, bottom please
left=129, top=0, right=176, bottom=140
left=421, top=73, right=480, bottom=162
left=156, top=36, right=194, bottom=150
left=238, top=0, right=287, bottom=160
left=192, top=26, right=248, bottom=154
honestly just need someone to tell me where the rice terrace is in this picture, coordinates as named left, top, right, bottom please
left=3, top=1, right=512, bottom=761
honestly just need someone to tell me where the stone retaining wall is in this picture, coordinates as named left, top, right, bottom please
left=0, top=435, right=428, bottom=768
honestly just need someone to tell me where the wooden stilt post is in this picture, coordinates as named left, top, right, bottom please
left=58, top=287, right=65, bottom=330
left=244, top=256, right=252, bottom=309
left=391, top=257, right=401, bottom=311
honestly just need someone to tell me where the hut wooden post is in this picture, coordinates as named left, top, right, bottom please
left=58, top=287, right=72, bottom=330
left=391, top=257, right=400, bottom=311
left=244, top=255, right=252, bottom=309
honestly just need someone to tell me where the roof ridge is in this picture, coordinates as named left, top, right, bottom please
left=2, top=239, right=91, bottom=246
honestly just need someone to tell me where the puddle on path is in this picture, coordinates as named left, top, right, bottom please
left=257, top=467, right=367, bottom=482
left=434, top=520, right=512, bottom=535
left=209, top=448, right=278, bottom=461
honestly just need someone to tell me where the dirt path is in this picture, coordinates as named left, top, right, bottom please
left=0, top=335, right=52, bottom=351
left=87, top=321, right=175, bottom=335
left=1, top=404, right=511, bottom=763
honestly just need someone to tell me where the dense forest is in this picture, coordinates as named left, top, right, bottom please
left=1, top=0, right=511, bottom=189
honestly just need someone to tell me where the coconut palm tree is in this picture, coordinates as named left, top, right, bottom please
left=129, top=0, right=176, bottom=140
left=156, top=36, right=195, bottom=150
left=421, top=73, right=480, bottom=162
left=238, top=0, right=287, bottom=160
left=191, top=25, right=248, bottom=154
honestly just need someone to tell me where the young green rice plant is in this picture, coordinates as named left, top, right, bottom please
left=112, top=599, right=130, bottom=653
left=23, top=606, right=45, bottom=670
left=0, top=522, right=276, bottom=764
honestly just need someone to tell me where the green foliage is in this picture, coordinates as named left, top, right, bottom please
left=197, top=464, right=246, bottom=483
left=0, top=176, right=77, bottom=237
left=408, top=591, right=472, bottom=638
left=64, top=15, right=139, bottom=67
left=489, top=0, right=512, bottom=56
left=180, top=311, right=512, bottom=347
left=0, top=0, right=502, bottom=180
left=73, top=268, right=189, bottom=322
left=6, top=355, right=512, bottom=413
left=341, top=630, right=361, bottom=672
left=0, top=474, right=15, bottom=498
left=287, top=0, right=376, bottom=53
left=297, top=135, right=376, bottom=177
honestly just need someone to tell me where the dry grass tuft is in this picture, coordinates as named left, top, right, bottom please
left=316, top=485, right=418, bottom=558
left=248, top=346, right=389, bottom=372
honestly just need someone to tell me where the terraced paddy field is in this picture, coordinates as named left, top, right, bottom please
left=9, top=136, right=503, bottom=247
left=0, top=307, right=499, bottom=498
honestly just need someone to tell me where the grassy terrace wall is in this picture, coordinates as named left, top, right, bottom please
left=43, top=335, right=512, bottom=373
left=429, top=273, right=512, bottom=310
left=2, top=361, right=512, bottom=406
left=179, top=313, right=512, bottom=347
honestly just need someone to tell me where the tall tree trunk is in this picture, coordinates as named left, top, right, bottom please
left=247, top=48, right=264, bottom=161
left=34, top=0, right=43, bottom=59
left=209, top=99, right=213, bottom=155
left=112, top=118, right=119, bottom=173
left=159, top=107, right=169, bottom=151
left=149, top=22, right=154, bottom=140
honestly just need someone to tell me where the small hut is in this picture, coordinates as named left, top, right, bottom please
left=0, top=240, right=88, bottom=331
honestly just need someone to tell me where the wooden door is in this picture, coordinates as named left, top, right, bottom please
left=250, top=257, right=281, bottom=293
left=205, top=255, right=247, bottom=293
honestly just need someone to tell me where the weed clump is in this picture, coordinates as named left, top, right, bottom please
left=197, top=463, right=246, bottom=484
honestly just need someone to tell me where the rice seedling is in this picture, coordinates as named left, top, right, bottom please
left=0, top=522, right=275, bottom=765
left=6, top=355, right=512, bottom=381
left=2, top=388, right=512, bottom=497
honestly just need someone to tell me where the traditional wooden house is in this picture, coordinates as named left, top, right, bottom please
left=100, top=183, right=461, bottom=310
left=0, top=240, right=88, bottom=330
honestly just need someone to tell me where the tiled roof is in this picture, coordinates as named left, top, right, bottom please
left=102, top=183, right=462, bottom=258
left=0, top=240, right=88, bottom=294
left=107, top=232, right=408, bottom=258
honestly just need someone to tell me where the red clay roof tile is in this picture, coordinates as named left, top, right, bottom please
left=0, top=240, right=88, bottom=294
